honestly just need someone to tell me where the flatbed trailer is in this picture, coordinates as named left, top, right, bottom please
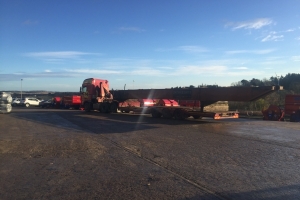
left=118, top=99, right=238, bottom=120
left=80, top=78, right=282, bottom=120
left=119, top=106, right=238, bottom=120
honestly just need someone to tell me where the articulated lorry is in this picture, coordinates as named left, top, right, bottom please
left=80, top=78, right=283, bottom=120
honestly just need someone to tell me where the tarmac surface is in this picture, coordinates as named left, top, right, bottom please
left=0, top=107, right=300, bottom=200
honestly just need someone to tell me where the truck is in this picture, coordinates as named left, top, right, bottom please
left=262, top=94, right=300, bottom=122
left=80, top=78, right=283, bottom=120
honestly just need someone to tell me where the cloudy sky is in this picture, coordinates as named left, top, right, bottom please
left=1, top=0, right=300, bottom=91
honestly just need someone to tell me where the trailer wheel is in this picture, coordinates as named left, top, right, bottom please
left=151, top=109, right=162, bottom=118
left=174, top=109, right=188, bottom=120
left=162, top=108, right=173, bottom=119
left=193, top=115, right=202, bottom=119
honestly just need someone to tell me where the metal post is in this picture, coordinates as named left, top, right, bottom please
left=21, top=79, right=23, bottom=99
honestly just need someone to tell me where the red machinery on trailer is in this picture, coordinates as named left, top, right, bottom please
left=61, top=95, right=81, bottom=109
left=262, top=94, right=300, bottom=122
left=80, top=78, right=283, bottom=120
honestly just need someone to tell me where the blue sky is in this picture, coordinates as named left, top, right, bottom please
left=1, top=0, right=300, bottom=92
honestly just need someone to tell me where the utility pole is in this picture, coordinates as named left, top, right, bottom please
left=21, top=79, right=23, bottom=99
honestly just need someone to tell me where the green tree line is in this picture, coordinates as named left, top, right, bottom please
left=229, top=73, right=300, bottom=111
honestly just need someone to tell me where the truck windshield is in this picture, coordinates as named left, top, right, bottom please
left=82, top=87, right=87, bottom=93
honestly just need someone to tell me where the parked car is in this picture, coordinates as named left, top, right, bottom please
left=20, top=97, right=42, bottom=107
left=39, top=99, right=54, bottom=108
left=12, top=98, right=23, bottom=106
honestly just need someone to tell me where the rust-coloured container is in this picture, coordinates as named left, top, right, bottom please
left=157, top=99, right=179, bottom=107
left=139, top=99, right=155, bottom=107
left=285, top=94, right=300, bottom=115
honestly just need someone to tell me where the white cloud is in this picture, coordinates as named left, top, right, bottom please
left=25, top=51, right=92, bottom=59
left=226, top=70, right=263, bottom=76
left=296, top=37, right=300, bottom=40
left=171, top=65, right=227, bottom=76
left=24, top=51, right=101, bottom=63
left=262, top=34, right=284, bottom=42
left=291, top=56, right=300, bottom=61
left=156, top=45, right=208, bottom=53
left=65, top=69, right=122, bottom=74
left=233, top=67, right=248, bottom=70
left=285, top=29, right=295, bottom=32
left=225, top=49, right=276, bottom=55
left=178, top=46, right=208, bottom=53
left=45, top=70, right=51, bottom=73
left=227, top=18, right=273, bottom=30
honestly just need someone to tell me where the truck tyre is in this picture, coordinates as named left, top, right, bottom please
left=0, top=104, right=12, bottom=114
left=110, top=102, right=118, bottom=113
left=84, top=102, right=91, bottom=112
left=100, top=103, right=110, bottom=113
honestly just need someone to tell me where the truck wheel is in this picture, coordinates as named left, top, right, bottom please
left=110, top=103, right=118, bottom=113
left=84, top=102, right=91, bottom=112
left=100, top=103, right=110, bottom=113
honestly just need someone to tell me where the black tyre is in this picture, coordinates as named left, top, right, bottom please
left=193, top=115, right=202, bottom=119
left=84, top=102, right=91, bottom=112
left=100, top=103, right=110, bottom=113
left=110, top=102, right=118, bottom=113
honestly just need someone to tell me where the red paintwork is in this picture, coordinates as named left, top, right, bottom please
left=157, top=99, right=179, bottom=107
left=284, top=94, right=300, bottom=115
left=262, top=105, right=284, bottom=121
left=62, top=95, right=81, bottom=108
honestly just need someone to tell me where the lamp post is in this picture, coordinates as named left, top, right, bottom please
left=21, top=79, right=23, bottom=99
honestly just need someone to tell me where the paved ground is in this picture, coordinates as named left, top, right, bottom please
left=0, top=107, right=300, bottom=200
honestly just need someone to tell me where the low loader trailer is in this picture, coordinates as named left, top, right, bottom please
left=80, top=78, right=283, bottom=120
left=118, top=99, right=238, bottom=120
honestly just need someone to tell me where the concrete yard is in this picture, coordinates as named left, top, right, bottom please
left=0, top=107, right=299, bottom=200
